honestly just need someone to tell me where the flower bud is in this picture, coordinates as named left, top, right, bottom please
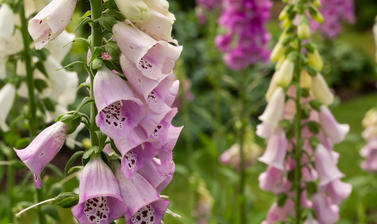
left=308, top=49, right=323, bottom=71
left=298, top=17, right=310, bottom=39
left=273, top=59, right=295, bottom=88
left=300, top=70, right=312, bottom=89
left=114, top=0, right=150, bottom=22
left=313, top=11, right=324, bottom=23
left=311, top=74, right=334, bottom=105
left=270, top=42, right=285, bottom=63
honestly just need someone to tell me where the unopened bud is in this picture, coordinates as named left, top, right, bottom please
left=311, top=74, right=334, bottom=105
left=273, top=59, right=295, bottom=88
left=308, top=49, right=323, bottom=71
left=270, top=42, right=285, bottom=62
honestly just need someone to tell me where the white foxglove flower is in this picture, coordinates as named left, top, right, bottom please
left=0, top=83, right=16, bottom=131
left=0, top=4, right=14, bottom=41
left=47, top=31, right=75, bottom=62
left=311, top=74, right=334, bottom=105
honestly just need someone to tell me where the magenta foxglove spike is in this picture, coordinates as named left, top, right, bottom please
left=14, top=122, right=68, bottom=188
left=72, top=157, right=127, bottom=224
left=28, top=0, right=77, bottom=49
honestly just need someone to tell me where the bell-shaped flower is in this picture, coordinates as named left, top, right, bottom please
left=0, top=4, right=15, bottom=41
left=121, top=142, right=156, bottom=179
left=72, top=157, right=127, bottom=224
left=324, top=179, right=352, bottom=204
left=14, top=122, right=68, bottom=188
left=312, top=193, right=339, bottom=224
left=259, top=166, right=291, bottom=194
left=120, top=55, right=179, bottom=115
left=126, top=199, right=169, bottom=224
left=115, top=164, right=160, bottom=218
left=308, top=49, right=323, bottom=71
left=46, top=31, right=75, bottom=62
left=0, top=83, right=16, bottom=131
left=319, top=106, right=349, bottom=144
left=28, top=0, right=77, bottom=49
left=262, top=200, right=294, bottom=224
left=138, top=158, right=175, bottom=192
left=258, top=129, right=287, bottom=170
left=314, top=144, right=344, bottom=186
left=42, top=57, right=78, bottom=107
left=272, top=59, right=294, bottom=88
left=259, top=87, right=285, bottom=128
left=113, top=22, right=182, bottom=80
left=311, top=74, right=334, bottom=105
left=114, top=0, right=175, bottom=42
left=94, top=68, right=147, bottom=153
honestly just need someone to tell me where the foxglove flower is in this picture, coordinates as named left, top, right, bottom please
left=311, top=74, right=334, bottom=105
left=0, top=4, right=14, bottom=41
left=311, top=193, right=339, bottom=224
left=360, top=108, right=377, bottom=172
left=259, top=166, right=291, bottom=194
left=113, top=22, right=182, bottom=81
left=314, top=144, right=344, bottom=186
left=258, top=129, right=287, bottom=170
left=262, top=200, right=294, bottom=224
left=72, top=157, right=127, bottom=224
left=94, top=68, right=147, bottom=153
left=219, top=140, right=261, bottom=170
left=114, top=0, right=175, bottom=42
left=126, top=199, right=169, bottom=224
left=324, top=179, right=352, bottom=204
left=0, top=83, right=16, bottom=131
left=138, top=158, right=175, bottom=193
left=46, top=31, right=75, bottom=62
left=318, top=106, right=349, bottom=144
left=28, top=0, right=77, bottom=49
left=14, top=122, right=68, bottom=188
left=259, top=87, right=285, bottom=128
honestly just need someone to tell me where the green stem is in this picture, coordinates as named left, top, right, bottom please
left=19, top=0, right=37, bottom=136
left=238, top=69, right=248, bottom=224
left=89, top=0, right=102, bottom=146
left=19, top=1, right=45, bottom=223
left=294, top=39, right=303, bottom=224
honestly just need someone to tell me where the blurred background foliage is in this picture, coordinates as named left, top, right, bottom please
left=1, top=0, right=377, bottom=223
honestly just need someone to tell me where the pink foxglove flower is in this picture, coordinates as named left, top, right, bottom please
left=262, top=200, right=294, bottom=224
left=0, top=83, right=16, bottom=131
left=360, top=108, right=377, bottom=172
left=126, top=199, right=170, bottom=224
left=259, top=87, right=285, bottom=129
left=14, top=122, right=68, bottom=188
left=113, top=22, right=182, bottom=81
left=323, top=179, right=352, bottom=204
left=93, top=68, right=147, bottom=153
left=258, top=129, right=287, bottom=170
left=138, top=158, right=175, bottom=193
left=314, top=144, right=344, bottom=186
left=259, top=166, right=291, bottom=194
left=311, top=193, right=339, bottom=224
left=318, top=106, right=349, bottom=144
left=28, top=0, right=77, bottom=49
left=72, top=157, right=127, bottom=224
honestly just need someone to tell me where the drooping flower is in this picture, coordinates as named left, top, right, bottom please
left=311, top=193, right=339, bottom=224
left=318, top=106, right=349, bottom=144
left=0, top=83, right=16, bottom=131
left=311, top=74, right=334, bottom=105
left=46, top=31, right=75, bottom=62
left=0, top=4, right=15, bottom=41
left=72, top=157, right=127, bottom=224
left=258, top=129, right=288, bottom=170
left=28, top=0, right=77, bottom=49
left=14, top=122, right=68, bottom=188
left=314, top=144, right=344, bottom=186
left=93, top=67, right=147, bottom=153
left=258, top=87, right=285, bottom=128
left=215, top=0, right=273, bottom=70
left=259, top=166, right=291, bottom=194
left=360, top=108, right=377, bottom=172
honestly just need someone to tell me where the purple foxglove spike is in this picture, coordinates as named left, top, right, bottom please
left=126, top=199, right=169, bottom=224
left=258, top=129, right=287, bottom=170
left=262, top=200, right=294, bottom=224
left=120, top=55, right=174, bottom=116
left=121, top=142, right=157, bottom=179
left=72, top=157, right=127, bottom=224
left=312, top=193, right=339, bottom=224
left=113, top=22, right=182, bottom=80
left=115, top=164, right=160, bottom=217
left=319, top=106, right=349, bottom=144
left=323, top=179, right=352, bottom=204
left=259, top=166, right=291, bottom=194
left=14, top=122, right=68, bottom=188
left=28, top=0, right=77, bottom=49
left=314, top=144, right=344, bottom=186
left=138, top=158, right=175, bottom=193
left=94, top=68, right=146, bottom=143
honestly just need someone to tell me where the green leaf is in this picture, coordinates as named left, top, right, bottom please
left=34, top=79, right=49, bottom=92
left=67, top=166, right=82, bottom=175
left=97, top=16, right=117, bottom=31
left=81, top=10, right=91, bottom=20
left=307, top=121, right=320, bottom=134
left=277, top=194, right=287, bottom=207
left=306, top=181, right=318, bottom=195
left=64, top=151, right=85, bottom=175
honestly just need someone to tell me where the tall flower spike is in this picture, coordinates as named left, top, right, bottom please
left=94, top=68, right=147, bottom=153
left=72, top=157, right=127, bottom=224
left=28, top=0, right=77, bottom=49
left=0, top=83, right=16, bottom=131
left=14, top=122, right=68, bottom=188
left=113, top=22, right=182, bottom=81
